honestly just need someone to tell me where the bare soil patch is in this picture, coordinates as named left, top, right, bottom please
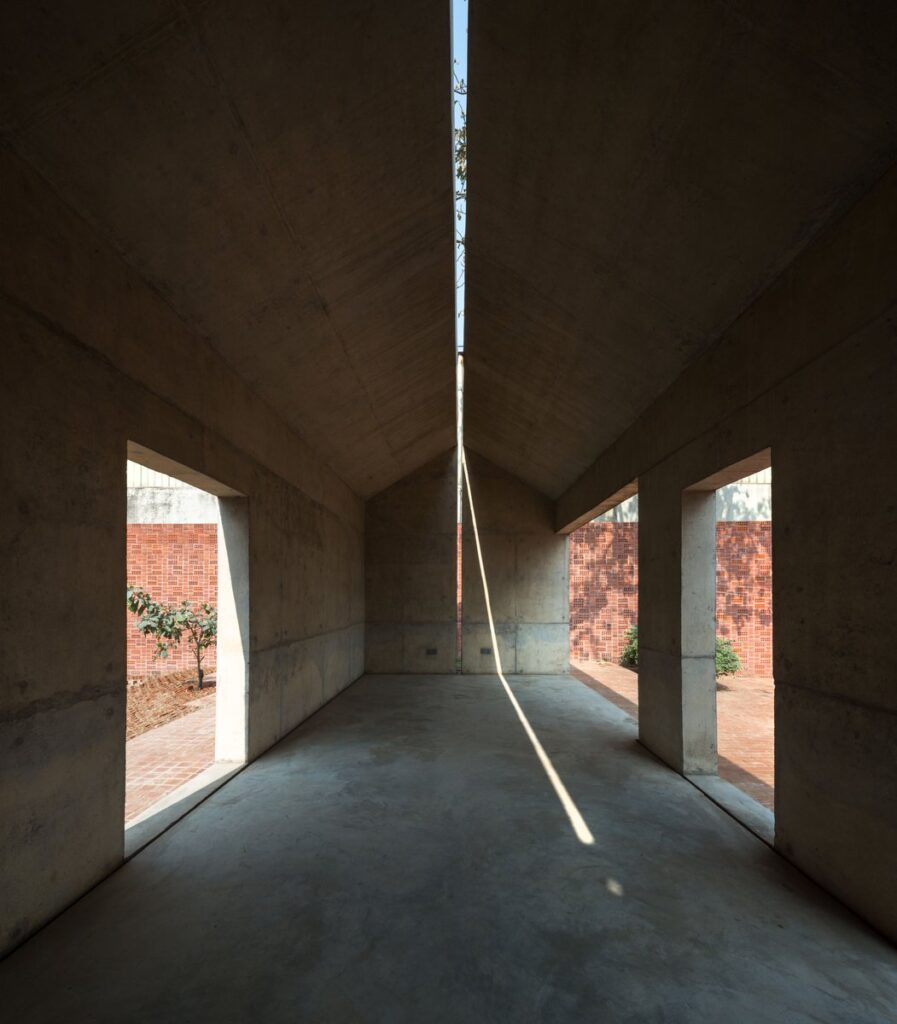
left=126, top=670, right=216, bottom=739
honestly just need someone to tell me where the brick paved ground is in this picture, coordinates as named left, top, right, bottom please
left=125, top=698, right=217, bottom=824
left=570, top=660, right=774, bottom=810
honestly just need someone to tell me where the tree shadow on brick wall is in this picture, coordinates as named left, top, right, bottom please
left=716, top=523, right=772, bottom=675
left=569, top=523, right=638, bottom=662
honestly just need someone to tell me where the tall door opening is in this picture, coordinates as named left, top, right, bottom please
left=568, top=490, right=640, bottom=717
left=680, top=450, right=774, bottom=827
left=124, top=443, right=248, bottom=836
left=713, top=465, right=774, bottom=812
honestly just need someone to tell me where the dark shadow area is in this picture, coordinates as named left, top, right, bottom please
left=718, top=757, right=774, bottom=809
left=124, top=764, right=242, bottom=860
left=570, top=664, right=638, bottom=719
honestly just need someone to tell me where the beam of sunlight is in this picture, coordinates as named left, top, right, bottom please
left=461, top=448, right=595, bottom=846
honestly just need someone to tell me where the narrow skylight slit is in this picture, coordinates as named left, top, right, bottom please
left=452, top=0, right=468, bottom=670
left=452, top=0, right=467, bottom=355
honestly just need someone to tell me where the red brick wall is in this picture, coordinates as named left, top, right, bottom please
left=715, top=522, right=772, bottom=677
left=569, top=523, right=639, bottom=665
left=569, top=521, right=772, bottom=675
left=126, top=524, right=217, bottom=678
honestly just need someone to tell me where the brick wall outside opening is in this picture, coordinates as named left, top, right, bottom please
left=570, top=521, right=772, bottom=676
left=126, top=523, right=218, bottom=678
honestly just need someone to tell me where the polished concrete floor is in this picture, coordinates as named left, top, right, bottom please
left=4, top=674, right=897, bottom=1022
left=572, top=660, right=776, bottom=809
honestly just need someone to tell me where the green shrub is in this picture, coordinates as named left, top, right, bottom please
left=619, top=624, right=742, bottom=677
left=714, top=637, right=741, bottom=677
left=620, top=624, right=639, bottom=667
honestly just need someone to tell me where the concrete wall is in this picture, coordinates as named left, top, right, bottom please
left=556, top=164, right=897, bottom=942
left=127, top=484, right=218, bottom=525
left=0, top=150, right=365, bottom=956
left=365, top=452, right=458, bottom=674
left=463, top=453, right=568, bottom=674
left=365, top=450, right=569, bottom=677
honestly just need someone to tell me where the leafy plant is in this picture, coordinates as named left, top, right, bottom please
left=621, top=624, right=639, bottom=667
left=127, top=586, right=217, bottom=689
left=453, top=67, right=467, bottom=289
left=714, top=637, right=742, bottom=678
left=453, top=72, right=467, bottom=197
left=619, top=624, right=743, bottom=677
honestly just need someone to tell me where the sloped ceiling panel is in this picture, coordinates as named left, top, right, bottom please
left=2, top=0, right=455, bottom=497
left=465, top=0, right=897, bottom=498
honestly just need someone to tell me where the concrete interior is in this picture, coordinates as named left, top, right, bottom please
left=3, top=676, right=897, bottom=1023
left=3, top=1, right=897, bottom=1016
left=1, top=146, right=365, bottom=952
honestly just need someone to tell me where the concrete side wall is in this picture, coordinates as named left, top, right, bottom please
left=0, top=151, right=365, bottom=956
left=556, top=164, right=897, bottom=941
left=463, top=453, right=568, bottom=674
left=365, top=452, right=458, bottom=673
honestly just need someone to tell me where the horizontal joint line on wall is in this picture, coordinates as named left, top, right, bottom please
left=253, top=622, right=364, bottom=658
left=776, top=678, right=897, bottom=720
left=1, top=684, right=115, bottom=725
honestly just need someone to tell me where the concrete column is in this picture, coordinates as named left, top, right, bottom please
left=215, top=498, right=250, bottom=763
left=638, top=477, right=716, bottom=774
left=680, top=490, right=717, bottom=774
left=637, top=473, right=682, bottom=769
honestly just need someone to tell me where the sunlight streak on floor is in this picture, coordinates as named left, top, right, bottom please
left=461, top=448, right=595, bottom=846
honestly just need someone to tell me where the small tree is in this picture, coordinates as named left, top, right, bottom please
left=127, top=586, right=217, bottom=689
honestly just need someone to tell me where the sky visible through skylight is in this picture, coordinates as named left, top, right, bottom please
left=452, top=0, right=467, bottom=353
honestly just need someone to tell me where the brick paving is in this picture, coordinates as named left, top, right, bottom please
left=571, top=660, right=774, bottom=811
left=125, top=698, right=217, bottom=824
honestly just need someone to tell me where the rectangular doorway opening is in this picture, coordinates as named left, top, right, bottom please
left=714, top=463, right=774, bottom=812
left=682, top=449, right=774, bottom=837
left=124, top=443, right=248, bottom=844
left=568, top=485, right=640, bottom=717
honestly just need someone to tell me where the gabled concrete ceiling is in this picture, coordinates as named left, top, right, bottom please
left=1, top=0, right=455, bottom=498
left=465, top=1, right=897, bottom=499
